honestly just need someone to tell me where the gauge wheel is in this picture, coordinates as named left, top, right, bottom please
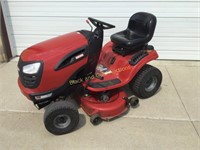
left=44, top=100, right=79, bottom=135
left=130, top=98, right=139, bottom=108
left=90, top=114, right=102, bottom=125
left=129, top=64, right=162, bottom=99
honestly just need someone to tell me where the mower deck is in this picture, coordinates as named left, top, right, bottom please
left=80, top=89, right=128, bottom=120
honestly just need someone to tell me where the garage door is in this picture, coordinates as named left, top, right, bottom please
left=2, top=0, right=200, bottom=60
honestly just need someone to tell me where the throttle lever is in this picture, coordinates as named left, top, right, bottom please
left=86, top=20, right=93, bottom=32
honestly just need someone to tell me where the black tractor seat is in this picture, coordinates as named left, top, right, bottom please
left=111, top=12, right=157, bottom=56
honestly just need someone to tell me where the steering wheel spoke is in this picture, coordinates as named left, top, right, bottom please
left=88, top=17, right=115, bottom=30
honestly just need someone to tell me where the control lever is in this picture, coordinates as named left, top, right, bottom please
left=86, top=20, right=93, bottom=32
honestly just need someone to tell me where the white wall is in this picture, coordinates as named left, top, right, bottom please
left=3, top=0, right=200, bottom=60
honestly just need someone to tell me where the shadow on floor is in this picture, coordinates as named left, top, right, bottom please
left=75, top=114, right=86, bottom=131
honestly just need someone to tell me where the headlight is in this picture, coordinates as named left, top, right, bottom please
left=23, top=63, right=41, bottom=74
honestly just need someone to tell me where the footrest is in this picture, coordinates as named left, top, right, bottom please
left=88, top=78, right=121, bottom=88
left=129, top=51, right=148, bottom=66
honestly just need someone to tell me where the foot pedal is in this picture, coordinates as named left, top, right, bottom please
left=129, top=51, right=148, bottom=66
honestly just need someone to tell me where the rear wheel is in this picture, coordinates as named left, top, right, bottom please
left=129, top=64, right=162, bottom=98
left=44, top=100, right=79, bottom=135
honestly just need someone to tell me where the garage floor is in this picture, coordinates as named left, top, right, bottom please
left=0, top=59, right=199, bottom=150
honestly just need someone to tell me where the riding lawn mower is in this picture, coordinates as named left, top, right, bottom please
left=18, top=12, right=162, bottom=135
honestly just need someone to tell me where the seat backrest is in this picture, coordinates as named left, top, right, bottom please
left=127, top=12, right=157, bottom=40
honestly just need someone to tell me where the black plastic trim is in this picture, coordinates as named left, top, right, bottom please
left=78, top=30, right=93, bottom=41
left=110, top=57, right=116, bottom=64
left=29, top=65, right=86, bottom=109
left=54, top=46, right=88, bottom=71
left=88, top=79, right=121, bottom=88
left=129, top=51, right=148, bottom=66
left=18, top=58, right=44, bottom=89
left=113, top=45, right=145, bottom=56
left=83, top=27, right=103, bottom=76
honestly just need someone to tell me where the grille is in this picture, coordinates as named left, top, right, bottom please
left=18, top=59, right=43, bottom=89
left=22, top=74, right=37, bottom=88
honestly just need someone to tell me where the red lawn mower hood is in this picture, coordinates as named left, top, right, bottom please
left=18, top=31, right=89, bottom=95
left=20, top=32, right=88, bottom=62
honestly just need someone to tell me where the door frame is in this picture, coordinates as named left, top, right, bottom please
left=0, top=1, right=16, bottom=62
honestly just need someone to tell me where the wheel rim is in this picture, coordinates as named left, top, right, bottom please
left=53, top=114, right=71, bottom=129
left=145, top=76, right=158, bottom=92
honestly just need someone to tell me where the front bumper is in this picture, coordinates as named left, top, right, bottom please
left=18, top=78, right=53, bottom=108
left=18, top=78, right=33, bottom=100
left=18, top=78, right=77, bottom=109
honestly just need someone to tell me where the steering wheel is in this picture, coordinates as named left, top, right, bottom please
left=88, top=17, right=115, bottom=30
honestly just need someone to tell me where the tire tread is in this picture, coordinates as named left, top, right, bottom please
left=44, top=100, right=79, bottom=135
left=130, top=64, right=162, bottom=98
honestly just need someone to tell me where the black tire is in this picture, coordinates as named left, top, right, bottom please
left=44, top=100, right=79, bottom=135
left=129, top=64, right=162, bottom=99
left=90, top=114, right=102, bottom=125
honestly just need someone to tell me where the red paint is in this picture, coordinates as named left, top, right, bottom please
left=19, top=32, right=88, bottom=97
left=81, top=89, right=128, bottom=120
left=86, top=42, right=158, bottom=92
left=18, top=31, right=158, bottom=120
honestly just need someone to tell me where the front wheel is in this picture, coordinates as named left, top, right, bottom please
left=129, top=64, right=162, bottom=99
left=44, top=100, right=79, bottom=135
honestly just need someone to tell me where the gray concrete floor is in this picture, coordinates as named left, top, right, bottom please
left=0, top=60, right=200, bottom=150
